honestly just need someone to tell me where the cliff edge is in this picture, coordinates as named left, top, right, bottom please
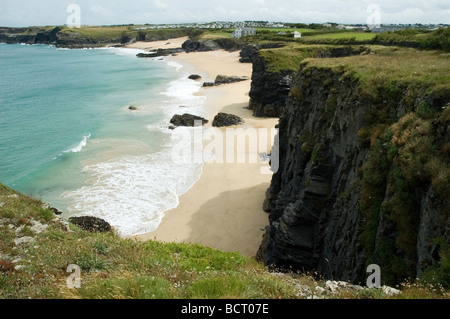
left=257, top=46, right=450, bottom=286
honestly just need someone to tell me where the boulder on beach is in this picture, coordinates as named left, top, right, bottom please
left=212, top=112, right=244, bottom=127
left=69, top=216, right=112, bottom=233
left=202, top=75, right=249, bottom=87
left=214, top=75, right=249, bottom=85
left=188, top=74, right=202, bottom=80
left=170, top=113, right=209, bottom=127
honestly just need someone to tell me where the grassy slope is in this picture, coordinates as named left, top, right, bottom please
left=1, top=182, right=448, bottom=299
left=304, top=46, right=450, bottom=99
left=305, top=32, right=376, bottom=41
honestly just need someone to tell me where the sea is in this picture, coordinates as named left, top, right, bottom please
left=0, top=43, right=208, bottom=237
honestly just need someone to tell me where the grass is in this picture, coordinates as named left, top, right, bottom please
left=259, top=45, right=339, bottom=73
left=305, top=32, right=376, bottom=41
left=60, top=25, right=134, bottom=41
left=260, top=46, right=316, bottom=72
left=304, top=46, right=450, bottom=101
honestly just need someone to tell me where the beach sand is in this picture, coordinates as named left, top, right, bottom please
left=133, top=46, right=279, bottom=258
left=124, top=36, right=189, bottom=51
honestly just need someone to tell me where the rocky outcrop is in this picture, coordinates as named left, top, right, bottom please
left=239, top=44, right=260, bottom=63
left=182, top=38, right=243, bottom=53
left=212, top=113, right=244, bottom=127
left=248, top=53, right=294, bottom=117
left=0, top=27, right=62, bottom=45
left=248, top=46, right=371, bottom=118
left=258, top=63, right=450, bottom=286
left=170, top=114, right=208, bottom=127
left=136, top=48, right=184, bottom=58
left=68, top=216, right=112, bottom=232
left=203, top=75, right=249, bottom=87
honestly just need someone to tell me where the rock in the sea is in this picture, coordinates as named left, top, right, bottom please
left=69, top=216, right=112, bottom=233
left=136, top=48, right=183, bottom=58
left=188, top=74, right=202, bottom=80
left=128, top=105, right=138, bottom=110
left=170, top=114, right=209, bottom=127
left=212, top=113, right=244, bottom=127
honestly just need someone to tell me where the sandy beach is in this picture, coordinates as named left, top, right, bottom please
left=132, top=40, right=279, bottom=258
left=124, top=36, right=189, bottom=51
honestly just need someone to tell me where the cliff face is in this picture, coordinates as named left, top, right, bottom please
left=248, top=53, right=294, bottom=117
left=258, top=60, right=450, bottom=285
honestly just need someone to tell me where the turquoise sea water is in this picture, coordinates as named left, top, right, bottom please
left=0, top=43, right=207, bottom=236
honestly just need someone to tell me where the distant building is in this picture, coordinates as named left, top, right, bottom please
left=294, top=31, right=302, bottom=38
left=231, top=27, right=256, bottom=38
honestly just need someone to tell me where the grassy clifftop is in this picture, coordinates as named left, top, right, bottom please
left=0, top=182, right=448, bottom=299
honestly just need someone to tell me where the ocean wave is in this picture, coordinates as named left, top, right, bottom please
left=160, top=75, right=207, bottom=119
left=166, top=61, right=183, bottom=71
left=63, top=133, right=91, bottom=154
left=103, top=47, right=147, bottom=57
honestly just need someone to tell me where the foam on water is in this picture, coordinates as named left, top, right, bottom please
left=63, top=148, right=203, bottom=237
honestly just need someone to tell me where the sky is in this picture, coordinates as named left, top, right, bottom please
left=0, top=0, right=448, bottom=27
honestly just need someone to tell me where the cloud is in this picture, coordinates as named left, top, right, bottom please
left=90, top=5, right=115, bottom=17
left=252, top=0, right=266, bottom=5
left=154, top=0, right=169, bottom=10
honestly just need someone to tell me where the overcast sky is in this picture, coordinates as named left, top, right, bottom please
left=0, top=0, right=448, bottom=27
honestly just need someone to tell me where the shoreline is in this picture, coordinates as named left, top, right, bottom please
left=131, top=43, right=279, bottom=258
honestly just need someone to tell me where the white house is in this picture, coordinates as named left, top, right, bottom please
left=294, top=31, right=302, bottom=38
left=231, top=27, right=256, bottom=38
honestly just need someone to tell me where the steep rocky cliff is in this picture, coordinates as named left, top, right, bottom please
left=257, top=48, right=450, bottom=286
left=248, top=45, right=370, bottom=118
left=248, top=52, right=295, bottom=117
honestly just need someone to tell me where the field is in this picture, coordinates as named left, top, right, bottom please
left=305, top=32, right=376, bottom=41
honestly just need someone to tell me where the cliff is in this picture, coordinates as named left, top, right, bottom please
left=0, top=26, right=193, bottom=48
left=248, top=45, right=370, bottom=118
left=257, top=46, right=450, bottom=286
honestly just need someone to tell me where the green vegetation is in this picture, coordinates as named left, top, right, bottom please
left=373, top=27, right=450, bottom=51
left=304, top=46, right=450, bottom=103
left=260, top=46, right=319, bottom=72
left=305, top=32, right=376, bottom=41
left=58, top=25, right=194, bottom=44
left=260, top=45, right=347, bottom=73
